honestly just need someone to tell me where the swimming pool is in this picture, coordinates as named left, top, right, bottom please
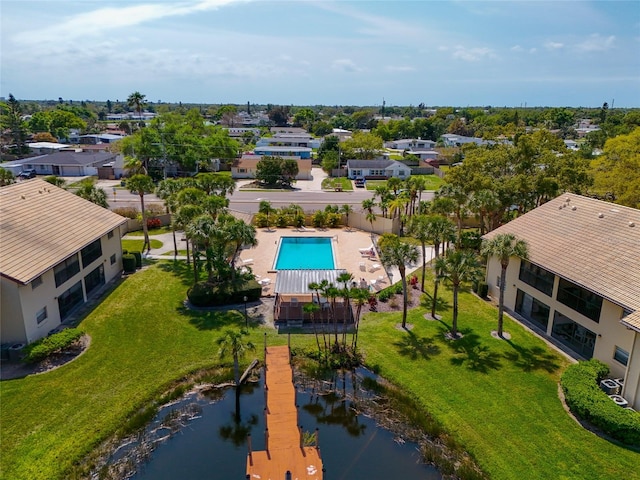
left=274, top=237, right=335, bottom=270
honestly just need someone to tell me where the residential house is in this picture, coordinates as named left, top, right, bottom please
left=440, top=133, right=489, bottom=147
left=0, top=179, right=127, bottom=346
left=270, top=127, right=307, bottom=135
left=231, top=155, right=312, bottom=180
left=384, top=138, right=437, bottom=150
left=2, top=150, right=123, bottom=177
left=253, top=146, right=312, bottom=159
left=27, top=142, right=70, bottom=155
left=79, top=134, right=125, bottom=144
left=482, top=194, right=640, bottom=409
left=256, top=133, right=322, bottom=149
left=346, top=159, right=411, bottom=180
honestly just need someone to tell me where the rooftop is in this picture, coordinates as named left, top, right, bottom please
left=0, top=179, right=126, bottom=284
left=483, top=194, right=640, bottom=327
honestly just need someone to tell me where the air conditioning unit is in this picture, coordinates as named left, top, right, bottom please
left=608, top=395, right=629, bottom=408
left=600, top=379, right=620, bottom=395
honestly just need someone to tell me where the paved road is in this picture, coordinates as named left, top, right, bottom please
left=97, top=169, right=435, bottom=214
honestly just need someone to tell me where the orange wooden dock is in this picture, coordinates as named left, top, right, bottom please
left=246, top=345, right=323, bottom=480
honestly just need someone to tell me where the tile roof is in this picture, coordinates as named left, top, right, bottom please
left=483, top=194, right=640, bottom=320
left=0, top=179, right=127, bottom=284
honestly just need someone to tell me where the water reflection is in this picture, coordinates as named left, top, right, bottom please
left=104, top=368, right=440, bottom=480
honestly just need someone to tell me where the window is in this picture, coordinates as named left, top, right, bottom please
left=54, top=255, right=80, bottom=287
left=551, top=311, right=596, bottom=359
left=369, top=169, right=385, bottom=176
left=58, top=281, right=84, bottom=319
left=557, top=278, right=603, bottom=322
left=519, top=261, right=554, bottom=296
left=110, top=254, right=116, bottom=265
left=108, top=230, right=114, bottom=239
left=36, top=306, right=48, bottom=324
left=515, top=290, right=550, bottom=330
left=614, top=346, right=629, bottom=366
left=31, top=275, right=43, bottom=290
left=84, top=265, right=105, bottom=296
left=238, top=168, right=247, bottom=173
left=81, top=239, right=102, bottom=268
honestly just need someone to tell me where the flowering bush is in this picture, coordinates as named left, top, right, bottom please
left=147, top=217, right=162, bottom=229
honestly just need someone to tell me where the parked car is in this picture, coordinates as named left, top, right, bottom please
left=354, top=177, right=365, bottom=188
left=18, top=169, right=36, bottom=179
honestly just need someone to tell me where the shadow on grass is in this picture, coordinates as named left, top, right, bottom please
left=158, top=260, right=200, bottom=288
left=177, top=307, right=244, bottom=331
left=503, top=342, right=561, bottom=373
left=419, top=292, right=451, bottom=314
left=393, top=331, right=441, bottom=361
left=439, top=327, right=502, bottom=374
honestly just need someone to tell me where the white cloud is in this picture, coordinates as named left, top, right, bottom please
left=385, top=65, right=416, bottom=72
left=331, top=59, right=362, bottom=72
left=575, top=34, right=615, bottom=52
left=544, top=41, right=564, bottom=50
left=511, top=45, right=523, bottom=52
left=451, top=46, right=496, bottom=62
left=12, top=0, right=250, bottom=46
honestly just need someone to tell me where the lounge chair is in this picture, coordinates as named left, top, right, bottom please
left=241, top=258, right=254, bottom=266
left=358, top=244, right=374, bottom=254
left=369, top=263, right=381, bottom=272
left=299, top=226, right=316, bottom=232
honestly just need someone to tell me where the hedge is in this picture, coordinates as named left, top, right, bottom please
left=21, top=328, right=83, bottom=364
left=187, top=280, right=262, bottom=307
left=561, top=359, right=640, bottom=446
left=122, top=253, right=137, bottom=273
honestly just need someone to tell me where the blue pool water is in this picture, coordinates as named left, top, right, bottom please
left=275, top=237, right=335, bottom=270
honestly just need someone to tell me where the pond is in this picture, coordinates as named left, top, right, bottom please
left=107, top=368, right=441, bottom=479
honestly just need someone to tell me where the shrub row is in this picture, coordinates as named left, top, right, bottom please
left=22, top=328, right=83, bottom=364
left=377, top=282, right=404, bottom=302
left=187, top=280, right=262, bottom=307
left=561, top=359, right=640, bottom=446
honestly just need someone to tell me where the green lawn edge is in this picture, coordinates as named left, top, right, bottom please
left=1, top=264, right=638, bottom=480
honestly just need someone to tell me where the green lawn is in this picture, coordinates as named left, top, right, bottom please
left=359, top=287, right=639, bottom=480
left=1, top=265, right=637, bottom=480
left=125, top=226, right=173, bottom=236
left=121, top=238, right=163, bottom=251
left=0, top=264, right=312, bottom=480
left=365, top=176, right=444, bottom=191
left=321, top=177, right=353, bottom=191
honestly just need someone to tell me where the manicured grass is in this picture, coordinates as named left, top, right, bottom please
left=1, top=264, right=637, bottom=480
left=0, top=264, right=314, bottom=480
left=358, top=282, right=640, bottom=480
left=364, top=175, right=444, bottom=192
left=125, top=226, right=173, bottom=236
left=161, top=250, right=188, bottom=256
left=321, top=177, right=353, bottom=191
left=121, top=239, right=163, bottom=251
left=419, top=174, right=445, bottom=190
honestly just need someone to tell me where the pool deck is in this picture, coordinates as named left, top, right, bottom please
left=246, top=345, right=323, bottom=479
left=239, top=227, right=432, bottom=295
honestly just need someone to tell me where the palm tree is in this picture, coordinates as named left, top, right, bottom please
left=427, top=215, right=456, bottom=318
left=435, top=184, right=468, bottom=247
left=407, top=215, right=430, bottom=292
left=0, top=168, right=16, bottom=186
left=127, top=91, right=147, bottom=121
left=340, top=204, right=353, bottom=230
left=362, top=198, right=376, bottom=232
left=258, top=200, right=274, bottom=231
left=217, top=328, right=256, bottom=386
left=337, top=271, right=354, bottom=346
left=43, top=175, right=66, bottom=188
left=156, top=179, right=183, bottom=257
left=481, top=233, right=529, bottom=338
left=469, top=189, right=501, bottom=235
left=350, top=288, right=370, bottom=351
left=435, top=250, right=481, bottom=338
left=126, top=174, right=155, bottom=253
left=303, top=302, right=322, bottom=354
left=379, top=235, right=419, bottom=329
left=75, top=178, right=108, bottom=208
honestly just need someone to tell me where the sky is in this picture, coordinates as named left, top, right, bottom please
left=2, top=0, right=639, bottom=108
